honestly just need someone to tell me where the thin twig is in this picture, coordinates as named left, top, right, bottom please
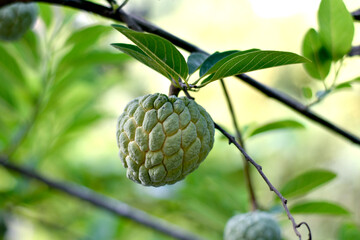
left=219, top=80, right=259, bottom=211
left=307, top=59, right=343, bottom=107
left=297, top=222, right=312, bottom=240
left=214, top=122, right=309, bottom=240
left=0, top=157, right=203, bottom=240
left=117, top=0, right=129, bottom=10
left=1, top=0, right=359, bottom=145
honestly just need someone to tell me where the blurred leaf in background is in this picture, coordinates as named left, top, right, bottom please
left=289, top=201, right=349, bottom=215
left=338, top=222, right=360, bottom=240
left=0, top=3, right=132, bottom=240
left=280, top=169, right=336, bottom=199
left=0, top=3, right=251, bottom=240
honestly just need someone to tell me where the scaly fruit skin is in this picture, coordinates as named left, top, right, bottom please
left=116, top=93, right=215, bottom=187
left=224, top=212, right=281, bottom=240
left=0, top=3, right=38, bottom=41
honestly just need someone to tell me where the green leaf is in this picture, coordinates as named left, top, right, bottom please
left=66, top=25, right=112, bottom=50
left=12, top=31, right=41, bottom=69
left=59, top=25, right=113, bottom=70
left=0, top=46, right=25, bottom=84
left=38, top=3, right=53, bottom=28
left=187, top=52, right=209, bottom=75
left=112, top=25, right=188, bottom=83
left=112, top=43, right=171, bottom=79
left=199, top=50, right=239, bottom=77
left=302, top=87, right=313, bottom=99
left=302, top=28, right=332, bottom=80
left=335, top=77, right=360, bottom=89
left=201, top=50, right=309, bottom=84
left=290, top=201, right=349, bottom=215
left=58, top=25, right=114, bottom=73
left=0, top=168, right=16, bottom=192
left=199, top=49, right=261, bottom=78
left=335, top=83, right=352, bottom=90
left=0, top=211, right=7, bottom=237
left=280, top=169, right=336, bottom=198
left=318, top=0, right=354, bottom=61
left=338, top=223, right=360, bottom=240
left=248, top=119, right=305, bottom=138
left=59, top=50, right=129, bottom=68
left=348, top=77, right=360, bottom=84
left=0, top=82, right=17, bottom=110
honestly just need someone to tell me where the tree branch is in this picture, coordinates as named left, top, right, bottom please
left=352, top=8, right=360, bottom=21
left=213, top=123, right=310, bottom=240
left=0, top=157, right=203, bottom=240
left=1, top=0, right=359, bottom=146
left=348, top=45, right=360, bottom=57
left=236, top=74, right=360, bottom=145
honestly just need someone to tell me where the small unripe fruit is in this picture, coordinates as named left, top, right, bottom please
left=116, top=93, right=215, bottom=187
left=0, top=2, right=38, bottom=41
left=224, top=212, right=281, bottom=240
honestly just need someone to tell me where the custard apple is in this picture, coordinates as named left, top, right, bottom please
left=0, top=2, right=38, bottom=41
left=116, top=93, right=215, bottom=187
left=224, top=212, right=281, bottom=240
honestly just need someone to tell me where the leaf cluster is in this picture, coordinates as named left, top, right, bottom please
left=0, top=6, right=133, bottom=239
left=112, top=25, right=309, bottom=89
left=303, top=0, right=354, bottom=80
left=301, top=0, right=358, bottom=103
left=278, top=169, right=349, bottom=216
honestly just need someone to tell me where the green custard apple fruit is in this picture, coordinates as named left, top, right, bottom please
left=116, top=93, right=215, bottom=187
left=224, top=211, right=281, bottom=240
left=0, top=2, right=38, bottom=41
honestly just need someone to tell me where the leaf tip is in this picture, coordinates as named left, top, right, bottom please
left=302, top=56, right=312, bottom=64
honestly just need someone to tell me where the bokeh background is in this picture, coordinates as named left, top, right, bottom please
left=0, top=0, right=360, bottom=239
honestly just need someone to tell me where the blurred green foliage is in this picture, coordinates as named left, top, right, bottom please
left=0, top=1, right=359, bottom=240
left=338, top=222, right=360, bottom=240
left=0, top=4, right=250, bottom=240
